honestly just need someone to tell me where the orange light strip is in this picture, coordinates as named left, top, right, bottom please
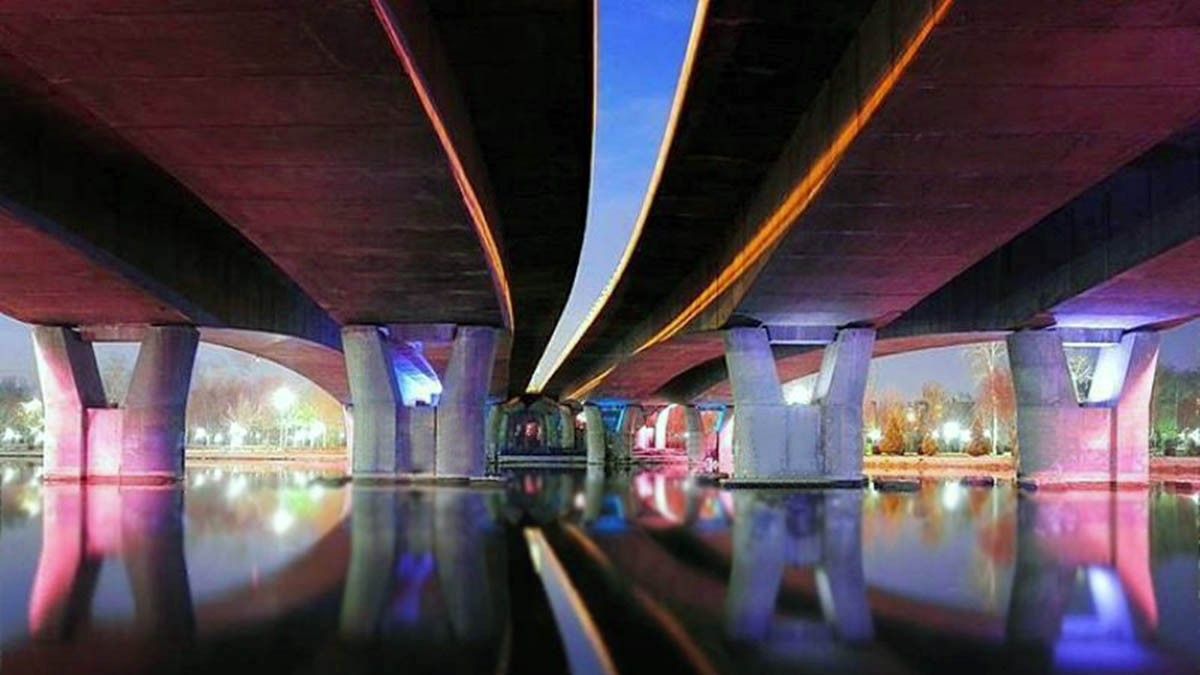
left=371, top=0, right=514, bottom=331
left=526, top=0, right=712, bottom=394
left=566, top=363, right=616, bottom=402
left=630, top=0, right=955, bottom=358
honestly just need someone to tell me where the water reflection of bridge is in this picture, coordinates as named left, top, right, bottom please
left=9, top=467, right=1200, bottom=672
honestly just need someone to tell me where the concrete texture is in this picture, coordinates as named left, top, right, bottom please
left=812, top=329, right=875, bottom=481
left=584, top=404, right=606, bottom=466
left=1007, top=329, right=1160, bottom=487
left=435, top=327, right=499, bottom=479
left=683, top=405, right=704, bottom=463
left=119, top=326, right=199, bottom=481
left=343, top=326, right=411, bottom=478
left=614, top=405, right=645, bottom=464
left=33, top=326, right=106, bottom=481
left=723, top=327, right=872, bottom=484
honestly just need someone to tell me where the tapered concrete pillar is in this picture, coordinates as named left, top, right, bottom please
left=584, top=404, right=605, bottom=465
left=557, top=405, right=576, bottom=449
left=614, top=405, right=644, bottom=463
left=343, top=326, right=411, bottom=478
left=485, top=403, right=501, bottom=462
left=435, top=327, right=499, bottom=479
left=683, top=405, right=704, bottom=463
left=723, top=327, right=819, bottom=483
left=813, top=328, right=875, bottom=482
left=32, top=327, right=106, bottom=481
left=120, top=326, right=199, bottom=482
left=1008, top=329, right=1159, bottom=487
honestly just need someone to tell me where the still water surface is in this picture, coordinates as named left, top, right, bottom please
left=0, top=460, right=1197, bottom=673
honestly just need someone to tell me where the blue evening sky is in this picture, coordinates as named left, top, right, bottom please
left=526, top=0, right=698, bottom=389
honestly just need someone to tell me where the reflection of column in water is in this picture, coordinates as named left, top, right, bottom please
left=1005, top=496, right=1078, bottom=651
left=817, top=490, right=872, bottom=642
left=434, top=490, right=506, bottom=663
left=725, top=491, right=872, bottom=644
left=29, top=484, right=100, bottom=640
left=29, top=484, right=193, bottom=640
left=583, top=465, right=605, bottom=522
left=121, top=487, right=193, bottom=639
left=340, top=487, right=401, bottom=640
left=724, top=492, right=786, bottom=642
left=1006, top=491, right=1156, bottom=661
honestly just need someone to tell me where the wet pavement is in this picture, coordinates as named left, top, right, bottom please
left=1, top=459, right=1198, bottom=673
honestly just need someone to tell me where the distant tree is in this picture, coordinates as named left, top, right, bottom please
left=1065, top=348, right=1097, bottom=400
left=920, top=381, right=949, bottom=432
left=881, top=410, right=905, bottom=455
left=919, top=432, right=938, bottom=456
left=966, top=343, right=1015, bottom=454
left=965, top=416, right=990, bottom=456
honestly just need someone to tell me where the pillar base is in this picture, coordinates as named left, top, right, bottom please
left=722, top=475, right=867, bottom=490
left=1017, top=476, right=1150, bottom=491
left=43, top=471, right=182, bottom=486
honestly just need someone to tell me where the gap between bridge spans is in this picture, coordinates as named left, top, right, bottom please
left=525, top=0, right=712, bottom=395
left=564, top=0, right=956, bottom=403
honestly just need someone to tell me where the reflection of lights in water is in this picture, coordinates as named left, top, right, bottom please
left=573, top=491, right=585, bottom=510
left=193, top=473, right=207, bottom=488
left=308, top=484, right=324, bottom=499
left=942, top=481, right=964, bottom=511
left=21, top=496, right=40, bottom=516
left=214, top=469, right=224, bottom=480
left=271, top=508, right=295, bottom=534
left=2, top=466, right=15, bottom=484
left=225, top=475, right=246, bottom=500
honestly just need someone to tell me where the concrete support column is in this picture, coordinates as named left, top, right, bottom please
left=813, top=328, right=875, bottom=482
left=1008, top=329, right=1159, bottom=487
left=683, top=405, right=704, bottom=464
left=723, top=327, right=819, bottom=483
left=485, top=404, right=502, bottom=462
left=120, top=326, right=199, bottom=482
left=435, top=327, right=499, bottom=479
left=343, top=326, right=411, bottom=478
left=32, top=327, right=106, bottom=481
left=584, top=404, right=605, bottom=465
left=557, top=405, right=575, bottom=450
left=615, top=405, right=644, bottom=463
left=1109, top=332, right=1159, bottom=480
